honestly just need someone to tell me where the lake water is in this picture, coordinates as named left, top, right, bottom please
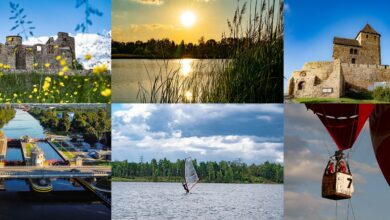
left=113, top=182, right=283, bottom=220
left=112, top=59, right=226, bottom=102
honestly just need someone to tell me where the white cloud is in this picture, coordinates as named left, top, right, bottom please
left=114, top=134, right=283, bottom=163
left=112, top=104, right=283, bottom=163
left=285, top=3, right=290, bottom=13
left=131, top=0, right=164, bottom=5
left=23, top=31, right=112, bottom=70
left=256, top=115, right=272, bottom=122
left=285, top=191, right=333, bottom=220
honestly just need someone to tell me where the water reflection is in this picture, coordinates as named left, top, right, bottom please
left=185, top=91, right=193, bottom=102
left=179, top=59, right=193, bottom=76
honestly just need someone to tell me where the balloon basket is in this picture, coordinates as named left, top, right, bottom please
left=322, top=155, right=354, bottom=200
left=322, top=172, right=354, bottom=200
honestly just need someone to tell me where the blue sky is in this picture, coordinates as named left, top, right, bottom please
left=284, top=0, right=390, bottom=92
left=112, top=104, right=284, bottom=164
left=284, top=104, right=390, bottom=220
left=0, top=0, right=111, bottom=41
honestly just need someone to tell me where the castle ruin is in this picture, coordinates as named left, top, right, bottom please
left=287, top=24, right=390, bottom=98
left=0, top=32, right=75, bottom=71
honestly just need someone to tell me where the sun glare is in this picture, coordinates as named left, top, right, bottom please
left=180, top=11, right=196, bottom=27
left=180, top=59, right=193, bottom=76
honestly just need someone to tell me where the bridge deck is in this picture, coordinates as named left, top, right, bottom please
left=0, top=166, right=111, bottom=179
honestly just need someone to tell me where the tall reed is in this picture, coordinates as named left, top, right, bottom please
left=137, top=0, right=284, bottom=103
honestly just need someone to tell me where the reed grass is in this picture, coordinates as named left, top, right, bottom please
left=137, top=0, right=283, bottom=103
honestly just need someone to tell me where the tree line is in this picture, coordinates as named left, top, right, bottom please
left=112, top=37, right=252, bottom=59
left=0, top=106, right=16, bottom=129
left=112, top=158, right=283, bottom=184
left=29, top=107, right=111, bottom=144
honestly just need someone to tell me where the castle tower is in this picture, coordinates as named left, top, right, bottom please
left=5, top=36, right=22, bottom=46
left=355, top=24, right=381, bottom=65
left=333, top=24, right=381, bottom=65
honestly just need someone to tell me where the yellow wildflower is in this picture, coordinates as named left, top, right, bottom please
left=58, top=71, right=64, bottom=76
left=85, top=54, right=92, bottom=61
left=42, top=81, right=50, bottom=91
left=101, top=88, right=111, bottom=97
left=60, top=59, right=67, bottom=66
left=56, top=55, right=61, bottom=61
left=93, top=64, right=108, bottom=74
left=44, top=63, right=50, bottom=68
left=62, top=66, right=69, bottom=72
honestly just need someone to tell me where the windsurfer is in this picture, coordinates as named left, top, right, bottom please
left=182, top=182, right=189, bottom=193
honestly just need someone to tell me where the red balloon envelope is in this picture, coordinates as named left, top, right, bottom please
left=306, top=104, right=374, bottom=151
left=369, top=105, right=390, bottom=186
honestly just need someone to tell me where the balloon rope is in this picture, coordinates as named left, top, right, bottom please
left=335, top=200, right=338, bottom=220
left=349, top=198, right=356, bottom=220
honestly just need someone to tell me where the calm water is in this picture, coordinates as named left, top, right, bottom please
left=3, top=109, right=45, bottom=139
left=1, top=109, right=110, bottom=219
left=5, top=148, right=22, bottom=161
left=113, top=182, right=283, bottom=220
left=112, top=59, right=225, bottom=102
left=37, top=142, right=63, bottom=161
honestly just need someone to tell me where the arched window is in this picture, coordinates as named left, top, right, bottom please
left=298, top=81, right=306, bottom=90
left=354, top=49, right=358, bottom=54
left=350, top=48, right=353, bottom=54
left=352, top=58, right=356, bottom=64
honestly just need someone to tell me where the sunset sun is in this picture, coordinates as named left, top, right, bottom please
left=180, top=11, right=196, bottom=27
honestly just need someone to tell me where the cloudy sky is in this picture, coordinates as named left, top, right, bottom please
left=113, top=0, right=251, bottom=43
left=284, top=0, right=390, bottom=92
left=285, top=104, right=390, bottom=220
left=0, top=0, right=111, bottom=69
left=112, top=104, right=284, bottom=164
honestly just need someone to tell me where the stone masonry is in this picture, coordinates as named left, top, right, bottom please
left=0, top=32, right=75, bottom=71
left=287, top=24, right=390, bottom=98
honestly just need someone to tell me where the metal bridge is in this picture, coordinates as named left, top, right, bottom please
left=0, top=166, right=111, bottom=179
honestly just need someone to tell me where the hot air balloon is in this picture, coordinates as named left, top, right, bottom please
left=369, top=105, right=390, bottom=186
left=306, top=104, right=374, bottom=200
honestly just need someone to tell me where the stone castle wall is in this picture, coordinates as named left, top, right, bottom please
left=0, top=32, right=75, bottom=71
left=287, top=60, right=344, bottom=98
left=341, top=63, right=390, bottom=91
left=332, top=44, right=360, bottom=64
left=289, top=25, right=385, bottom=98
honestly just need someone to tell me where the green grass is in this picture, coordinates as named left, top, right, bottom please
left=137, top=0, right=283, bottom=103
left=0, top=71, right=110, bottom=103
left=52, top=142, right=74, bottom=159
left=25, top=143, right=31, bottom=157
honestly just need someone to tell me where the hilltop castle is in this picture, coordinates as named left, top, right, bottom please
left=0, top=32, right=75, bottom=71
left=287, top=24, right=390, bottom=98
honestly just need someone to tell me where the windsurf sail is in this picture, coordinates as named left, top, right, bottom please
left=185, top=157, right=199, bottom=191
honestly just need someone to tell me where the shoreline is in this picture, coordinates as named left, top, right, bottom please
left=112, top=177, right=281, bottom=184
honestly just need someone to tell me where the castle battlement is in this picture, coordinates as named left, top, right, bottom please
left=0, top=32, right=75, bottom=71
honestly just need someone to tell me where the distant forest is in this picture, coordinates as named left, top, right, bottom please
left=29, top=107, right=111, bottom=145
left=0, top=106, right=15, bottom=129
left=112, top=158, right=283, bottom=184
left=112, top=37, right=252, bottom=59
